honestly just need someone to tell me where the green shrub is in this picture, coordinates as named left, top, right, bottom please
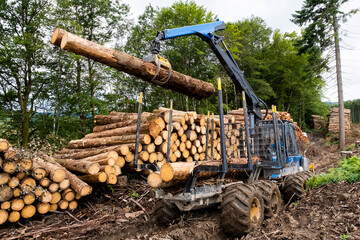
left=307, top=156, right=360, bottom=189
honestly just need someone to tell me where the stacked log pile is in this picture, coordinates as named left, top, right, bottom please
left=54, top=108, right=223, bottom=186
left=0, top=139, right=92, bottom=225
left=227, top=108, right=308, bottom=142
left=311, top=115, right=325, bottom=129
left=328, top=107, right=351, bottom=133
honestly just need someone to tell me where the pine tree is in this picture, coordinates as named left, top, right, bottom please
left=292, top=0, right=358, bottom=149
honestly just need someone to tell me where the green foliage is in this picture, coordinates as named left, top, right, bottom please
left=339, top=234, right=349, bottom=240
left=345, top=144, right=355, bottom=151
left=345, top=99, right=360, bottom=123
left=129, top=190, right=139, bottom=198
left=307, top=156, right=360, bottom=188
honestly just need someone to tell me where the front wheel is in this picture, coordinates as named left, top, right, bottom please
left=282, top=171, right=313, bottom=203
left=220, top=183, right=264, bottom=236
left=253, top=180, right=282, bottom=218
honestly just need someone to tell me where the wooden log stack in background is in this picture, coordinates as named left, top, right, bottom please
left=328, top=107, right=351, bottom=133
left=0, top=139, right=92, bottom=225
left=227, top=108, right=309, bottom=143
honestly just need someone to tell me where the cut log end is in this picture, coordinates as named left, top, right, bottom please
left=160, top=163, right=175, bottom=182
left=147, top=172, right=162, bottom=188
left=8, top=211, right=20, bottom=223
left=0, top=209, right=8, bottom=225
left=21, top=205, right=36, bottom=219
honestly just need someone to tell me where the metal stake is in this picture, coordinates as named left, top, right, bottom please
left=166, top=100, right=173, bottom=163
left=134, top=92, right=143, bottom=171
left=218, top=77, right=228, bottom=173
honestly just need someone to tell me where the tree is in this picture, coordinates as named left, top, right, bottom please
left=292, top=0, right=359, bottom=149
left=54, top=0, right=131, bottom=132
left=0, top=0, right=53, bottom=147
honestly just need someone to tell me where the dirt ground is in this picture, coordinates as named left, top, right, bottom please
left=1, top=125, right=360, bottom=240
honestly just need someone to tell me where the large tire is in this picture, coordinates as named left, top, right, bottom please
left=220, top=183, right=264, bottom=236
left=153, top=199, right=180, bottom=225
left=282, top=171, right=313, bottom=203
left=253, top=180, right=282, bottom=218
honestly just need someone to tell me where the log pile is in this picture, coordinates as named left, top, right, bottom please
left=328, top=107, right=351, bottom=133
left=311, top=115, right=325, bottom=129
left=54, top=109, right=223, bottom=180
left=227, top=108, right=308, bottom=143
left=0, top=139, right=91, bottom=225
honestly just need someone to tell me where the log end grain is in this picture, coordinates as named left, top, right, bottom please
left=160, top=163, right=175, bottom=182
left=0, top=209, right=8, bottom=225
left=147, top=172, right=162, bottom=188
left=21, top=205, right=36, bottom=218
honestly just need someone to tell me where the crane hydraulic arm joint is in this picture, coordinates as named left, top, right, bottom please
left=148, top=20, right=266, bottom=124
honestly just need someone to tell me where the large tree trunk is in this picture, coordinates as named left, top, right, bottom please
left=51, top=28, right=215, bottom=100
left=333, top=15, right=345, bottom=150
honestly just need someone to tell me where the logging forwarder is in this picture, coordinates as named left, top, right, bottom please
left=136, top=20, right=312, bottom=236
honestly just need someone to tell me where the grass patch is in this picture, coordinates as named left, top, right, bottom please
left=307, top=156, right=360, bottom=189
left=345, top=144, right=355, bottom=151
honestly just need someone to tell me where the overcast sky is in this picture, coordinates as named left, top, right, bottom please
left=122, top=0, right=360, bottom=102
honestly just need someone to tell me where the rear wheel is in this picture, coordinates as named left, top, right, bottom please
left=153, top=199, right=180, bottom=225
left=282, top=171, right=313, bottom=203
left=220, top=183, right=264, bottom=236
left=253, top=180, right=282, bottom=218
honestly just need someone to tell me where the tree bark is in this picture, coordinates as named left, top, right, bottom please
left=67, top=134, right=151, bottom=149
left=333, top=14, right=345, bottom=150
left=51, top=29, right=215, bottom=100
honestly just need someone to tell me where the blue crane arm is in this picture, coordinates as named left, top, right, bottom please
left=159, top=21, right=225, bottom=40
left=151, top=20, right=264, bottom=122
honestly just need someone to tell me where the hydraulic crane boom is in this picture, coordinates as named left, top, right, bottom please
left=148, top=20, right=266, bottom=126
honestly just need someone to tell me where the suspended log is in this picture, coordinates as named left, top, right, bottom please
left=52, top=28, right=215, bottom=100
left=67, top=134, right=151, bottom=149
